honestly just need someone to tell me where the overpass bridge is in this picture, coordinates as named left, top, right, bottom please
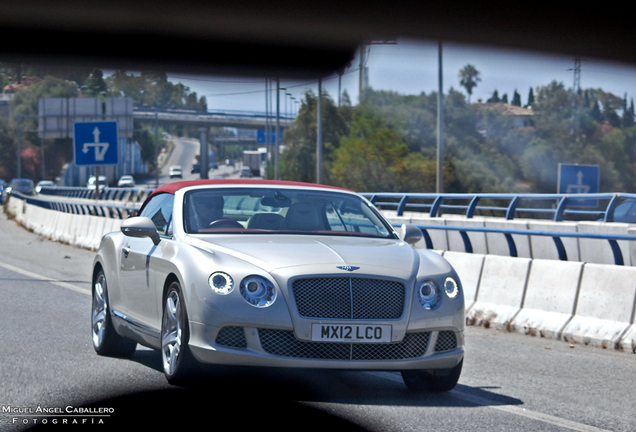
left=132, top=107, right=294, bottom=130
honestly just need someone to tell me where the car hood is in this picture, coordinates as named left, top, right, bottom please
left=185, top=234, right=418, bottom=275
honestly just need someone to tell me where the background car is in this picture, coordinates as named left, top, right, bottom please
left=7, top=178, right=35, bottom=196
left=35, top=180, right=55, bottom=194
left=0, top=179, right=6, bottom=203
left=91, top=180, right=465, bottom=390
left=240, top=167, right=253, bottom=178
left=117, top=175, right=136, bottom=188
left=169, top=165, right=183, bottom=179
left=87, top=175, right=108, bottom=191
left=611, top=199, right=636, bottom=223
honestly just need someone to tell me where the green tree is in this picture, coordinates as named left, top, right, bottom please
left=526, top=87, right=535, bottom=107
left=511, top=89, right=522, bottom=106
left=458, top=64, right=481, bottom=104
left=330, top=108, right=435, bottom=192
left=280, top=90, right=349, bottom=183
left=487, top=90, right=501, bottom=103
left=82, top=69, right=107, bottom=98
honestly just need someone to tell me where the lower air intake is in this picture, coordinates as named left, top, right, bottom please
left=258, top=329, right=430, bottom=360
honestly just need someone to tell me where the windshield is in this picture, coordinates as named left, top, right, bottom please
left=183, top=187, right=395, bottom=238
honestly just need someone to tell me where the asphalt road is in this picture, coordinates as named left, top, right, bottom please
left=1, top=207, right=635, bottom=432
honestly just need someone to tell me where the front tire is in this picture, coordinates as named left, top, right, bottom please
left=401, top=359, right=463, bottom=392
left=161, top=282, right=199, bottom=385
left=91, top=269, right=137, bottom=357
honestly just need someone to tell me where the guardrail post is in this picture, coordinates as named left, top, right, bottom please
left=466, top=196, right=480, bottom=218
left=608, top=239, right=624, bottom=265
left=396, top=195, right=409, bottom=217
left=504, top=233, right=518, bottom=257
left=505, top=196, right=520, bottom=220
left=430, top=196, right=443, bottom=217
left=552, top=236, right=568, bottom=261
left=554, top=196, right=569, bottom=221
left=460, top=231, right=473, bottom=253
left=604, top=194, right=620, bottom=222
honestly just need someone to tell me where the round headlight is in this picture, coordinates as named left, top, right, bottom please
left=240, top=275, right=276, bottom=308
left=418, top=280, right=441, bottom=310
left=444, top=277, right=459, bottom=298
left=208, top=272, right=234, bottom=295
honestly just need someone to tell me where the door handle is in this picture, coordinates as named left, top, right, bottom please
left=122, top=247, right=130, bottom=258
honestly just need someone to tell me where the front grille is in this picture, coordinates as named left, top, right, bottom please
left=258, top=329, right=430, bottom=360
left=435, top=331, right=457, bottom=352
left=215, top=326, right=247, bottom=348
left=292, top=277, right=405, bottom=320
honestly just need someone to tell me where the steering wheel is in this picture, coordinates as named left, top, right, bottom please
left=209, top=219, right=244, bottom=229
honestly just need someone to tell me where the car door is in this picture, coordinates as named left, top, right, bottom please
left=119, top=193, right=174, bottom=332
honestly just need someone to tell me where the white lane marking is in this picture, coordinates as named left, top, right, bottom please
left=369, top=372, right=612, bottom=432
left=0, top=262, right=90, bottom=296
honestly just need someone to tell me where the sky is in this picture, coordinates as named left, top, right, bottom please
left=165, top=39, right=636, bottom=114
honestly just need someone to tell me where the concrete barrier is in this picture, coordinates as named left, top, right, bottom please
left=561, top=263, right=636, bottom=349
left=442, top=216, right=489, bottom=254
left=465, top=255, right=531, bottom=329
left=527, top=220, right=580, bottom=262
left=484, top=218, right=532, bottom=258
left=577, top=221, right=631, bottom=265
left=442, top=251, right=485, bottom=310
left=510, top=259, right=583, bottom=339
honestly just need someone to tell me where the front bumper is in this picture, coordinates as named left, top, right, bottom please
left=188, top=322, right=464, bottom=370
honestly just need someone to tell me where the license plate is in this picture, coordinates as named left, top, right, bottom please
left=311, top=324, right=392, bottom=343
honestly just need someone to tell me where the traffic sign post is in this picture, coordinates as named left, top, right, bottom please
left=557, top=163, right=600, bottom=207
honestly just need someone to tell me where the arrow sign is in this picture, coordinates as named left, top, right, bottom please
left=557, top=163, right=599, bottom=207
left=74, top=121, right=118, bottom=166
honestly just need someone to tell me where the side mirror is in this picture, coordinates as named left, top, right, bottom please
left=399, top=223, right=423, bottom=246
left=121, top=216, right=161, bottom=245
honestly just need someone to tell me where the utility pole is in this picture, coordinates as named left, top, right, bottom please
left=358, top=45, right=367, bottom=102
left=358, top=40, right=396, bottom=103
left=317, top=78, right=323, bottom=184
left=436, top=40, right=444, bottom=194
left=570, top=56, right=582, bottom=143
left=275, top=78, right=280, bottom=180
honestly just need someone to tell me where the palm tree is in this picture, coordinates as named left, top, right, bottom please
left=458, top=64, right=481, bottom=104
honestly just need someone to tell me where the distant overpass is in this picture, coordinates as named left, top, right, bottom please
left=133, top=107, right=295, bottom=129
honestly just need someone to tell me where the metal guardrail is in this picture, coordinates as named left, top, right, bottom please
left=364, top=192, right=636, bottom=222
left=12, top=192, right=140, bottom=219
left=10, top=188, right=636, bottom=265
left=408, top=223, right=635, bottom=266
left=39, top=186, right=154, bottom=202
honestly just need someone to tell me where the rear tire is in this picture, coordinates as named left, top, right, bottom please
left=401, top=359, right=463, bottom=392
left=161, top=282, right=200, bottom=385
left=91, top=269, right=137, bottom=357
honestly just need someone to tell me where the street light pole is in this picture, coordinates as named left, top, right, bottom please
left=436, top=40, right=444, bottom=194
left=317, top=77, right=323, bottom=184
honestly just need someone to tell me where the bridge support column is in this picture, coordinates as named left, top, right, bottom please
left=199, top=127, right=209, bottom=180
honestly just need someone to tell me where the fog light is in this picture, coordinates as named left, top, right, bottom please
left=208, top=272, right=234, bottom=295
left=418, top=280, right=441, bottom=310
left=240, top=275, right=276, bottom=308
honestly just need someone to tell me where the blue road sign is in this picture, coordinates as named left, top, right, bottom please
left=558, top=163, right=600, bottom=207
left=74, top=121, right=119, bottom=166
left=256, top=129, right=283, bottom=144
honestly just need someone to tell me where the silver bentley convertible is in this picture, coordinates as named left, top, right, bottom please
left=91, top=180, right=465, bottom=390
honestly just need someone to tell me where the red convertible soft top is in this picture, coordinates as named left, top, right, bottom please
left=146, top=179, right=349, bottom=200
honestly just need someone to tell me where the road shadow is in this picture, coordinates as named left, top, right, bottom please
left=33, top=354, right=523, bottom=431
